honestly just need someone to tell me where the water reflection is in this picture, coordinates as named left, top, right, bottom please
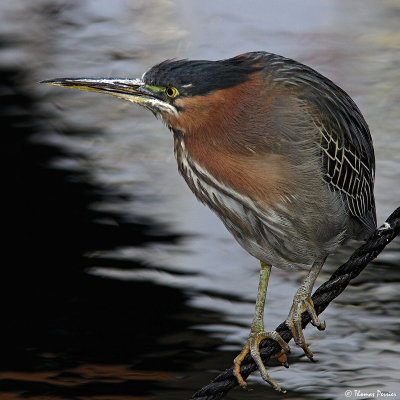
left=1, top=0, right=399, bottom=399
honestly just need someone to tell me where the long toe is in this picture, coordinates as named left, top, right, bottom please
left=304, top=297, right=326, bottom=330
left=233, top=342, right=250, bottom=388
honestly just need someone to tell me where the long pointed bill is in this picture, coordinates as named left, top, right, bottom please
left=41, top=77, right=177, bottom=115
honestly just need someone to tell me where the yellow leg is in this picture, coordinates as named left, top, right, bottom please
left=233, top=261, right=290, bottom=392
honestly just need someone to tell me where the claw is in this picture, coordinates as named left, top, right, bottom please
left=274, top=350, right=289, bottom=368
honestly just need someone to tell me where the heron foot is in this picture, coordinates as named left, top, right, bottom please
left=233, top=330, right=290, bottom=392
left=285, top=295, right=325, bottom=359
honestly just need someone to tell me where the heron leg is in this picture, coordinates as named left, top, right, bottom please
left=285, top=257, right=327, bottom=359
left=233, top=261, right=290, bottom=392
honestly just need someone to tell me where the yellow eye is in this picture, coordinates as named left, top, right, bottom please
left=165, top=86, right=178, bottom=98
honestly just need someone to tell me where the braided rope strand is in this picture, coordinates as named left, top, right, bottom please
left=191, top=207, right=400, bottom=400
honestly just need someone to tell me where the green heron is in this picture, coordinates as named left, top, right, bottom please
left=43, top=51, right=376, bottom=392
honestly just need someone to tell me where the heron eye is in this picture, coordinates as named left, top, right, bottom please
left=165, top=86, right=178, bottom=98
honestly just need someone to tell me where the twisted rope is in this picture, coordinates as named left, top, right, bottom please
left=191, top=207, right=400, bottom=400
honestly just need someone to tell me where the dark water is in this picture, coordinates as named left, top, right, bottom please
left=1, top=1, right=400, bottom=399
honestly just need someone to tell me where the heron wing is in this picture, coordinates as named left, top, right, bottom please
left=269, top=54, right=376, bottom=227
left=312, top=93, right=376, bottom=227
